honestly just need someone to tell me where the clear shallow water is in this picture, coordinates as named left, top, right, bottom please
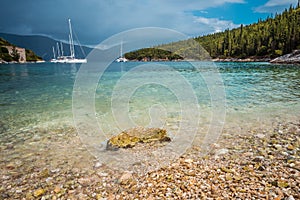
left=0, top=62, right=299, bottom=139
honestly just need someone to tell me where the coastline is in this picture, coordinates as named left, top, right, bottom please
left=0, top=60, right=45, bottom=64
left=125, top=49, right=300, bottom=64
left=212, top=57, right=271, bottom=63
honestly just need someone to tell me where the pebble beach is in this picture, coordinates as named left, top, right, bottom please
left=1, top=115, right=299, bottom=199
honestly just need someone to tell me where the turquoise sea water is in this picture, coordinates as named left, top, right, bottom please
left=0, top=62, right=299, bottom=144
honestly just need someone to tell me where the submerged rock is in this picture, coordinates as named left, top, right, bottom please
left=106, top=127, right=171, bottom=150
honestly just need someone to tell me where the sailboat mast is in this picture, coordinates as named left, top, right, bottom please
left=56, top=42, right=61, bottom=57
left=68, top=19, right=75, bottom=58
left=120, top=41, right=123, bottom=57
left=69, top=34, right=72, bottom=58
left=60, top=42, right=64, bottom=56
left=52, top=46, right=56, bottom=59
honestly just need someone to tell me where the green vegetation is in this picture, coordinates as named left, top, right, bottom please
left=196, top=5, right=300, bottom=59
left=0, top=46, right=14, bottom=62
left=25, top=49, right=42, bottom=62
left=0, top=38, right=11, bottom=46
left=125, top=48, right=183, bottom=61
left=126, top=4, right=300, bottom=60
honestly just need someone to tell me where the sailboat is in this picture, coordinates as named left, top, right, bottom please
left=116, top=41, right=128, bottom=62
left=51, top=19, right=87, bottom=63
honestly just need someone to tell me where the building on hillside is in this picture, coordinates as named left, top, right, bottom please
left=4, top=46, right=26, bottom=63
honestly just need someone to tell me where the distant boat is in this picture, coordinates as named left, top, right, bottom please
left=51, top=19, right=87, bottom=63
left=116, top=41, right=128, bottom=62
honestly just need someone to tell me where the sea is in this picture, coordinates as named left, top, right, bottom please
left=0, top=61, right=300, bottom=171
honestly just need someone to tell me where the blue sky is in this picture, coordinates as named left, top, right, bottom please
left=0, top=0, right=298, bottom=46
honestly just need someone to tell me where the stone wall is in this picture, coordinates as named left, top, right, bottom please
left=4, top=46, right=26, bottom=63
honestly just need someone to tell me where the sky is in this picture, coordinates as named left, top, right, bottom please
left=0, top=0, right=298, bottom=46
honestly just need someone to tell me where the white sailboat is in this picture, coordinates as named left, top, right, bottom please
left=116, top=41, right=128, bottom=62
left=51, top=19, right=87, bottom=63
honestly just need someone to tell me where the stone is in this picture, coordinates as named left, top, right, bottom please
left=33, top=188, right=45, bottom=197
left=106, top=127, right=171, bottom=150
left=274, top=144, right=282, bottom=150
left=119, top=172, right=133, bottom=185
left=94, top=162, right=103, bottom=168
left=287, top=144, right=294, bottom=151
left=287, top=196, right=295, bottom=200
left=40, top=169, right=50, bottom=177
left=214, top=148, right=229, bottom=156
left=97, top=172, right=108, bottom=177
left=252, top=156, right=264, bottom=162
left=255, top=133, right=265, bottom=139
left=277, top=181, right=289, bottom=188
left=78, top=178, right=90, bottom=186
left=184, top=159, right=194, bottom=163
left=54, top=186, right=61, bottom=193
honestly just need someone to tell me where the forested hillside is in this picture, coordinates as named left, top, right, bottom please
left=125, top=4, right=300, bottom=61
left=197, top=5, right=300, bottom=59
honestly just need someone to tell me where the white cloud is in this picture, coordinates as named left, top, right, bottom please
left=194, top=17, right=240, bottom=33
left=255, top=0, right=298, bottom=13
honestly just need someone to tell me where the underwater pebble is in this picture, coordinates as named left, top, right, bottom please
left=94, top=162, right=102, bottom=168
left=33, top=188, right=45, bottom=197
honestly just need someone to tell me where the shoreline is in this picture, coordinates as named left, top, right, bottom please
left=125, top=50, right=300, bottom=64
left=0, top=60, right=45, bottom=64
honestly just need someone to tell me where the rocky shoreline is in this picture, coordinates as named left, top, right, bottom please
left=212, top=57, right=271, bottom=62
left=0, top=59, right=45, bottom=64
left=212, top=50, right=300, bottom=64
left=270, top=50, right=300, bottom=64
left=126, top=49, right=300, bottom=64
left=0, top=119, right=299, bottom=199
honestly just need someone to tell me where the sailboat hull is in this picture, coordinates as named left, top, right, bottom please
left=50, top=57, right=87, bottom=63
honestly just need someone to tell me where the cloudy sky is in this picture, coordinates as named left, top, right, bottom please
left=0, top=0, right=298, bottom=46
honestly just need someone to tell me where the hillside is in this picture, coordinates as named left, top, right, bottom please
left=0, top=33, right=92, bottom=61
left=0, top=37, right=42, bottom=63
left=125, top=4, right=300, bottom=61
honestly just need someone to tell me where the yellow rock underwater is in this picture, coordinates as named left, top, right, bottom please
left=106, top=127, right=171, bottom=150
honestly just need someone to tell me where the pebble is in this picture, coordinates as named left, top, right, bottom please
left=274, top=144, right=282, bottom=149
left=214, top=148, right=229, bottom=158
left=255, top=133, right=265, bottom=139
left=287, top=196, right=295, bottom=200
left=94, top=162, right=103, bottom=168
left=97, top=172, right=108, bottom=177
left=78, top=178, right=90, bottom=186
left=287, top=144, right=294, bottom=151
left=50, top=168, right=60, bottom=173
left=184, top=158, right=193, bottom=163
left=33, top=188, right=45, bottom=197
left=252, top=156, right=264, bottom=162
left=119, top=172, right=133, bottom=184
